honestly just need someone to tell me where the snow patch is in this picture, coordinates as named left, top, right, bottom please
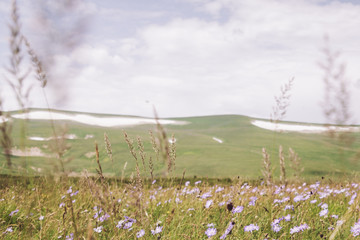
left=10, top=146, right=54, bottom=157
left=213, top=137, right=223, bottom=143
left=12, top=111, right=188, bottom=127
left=251, top=120, right=360, bottom=133
left=84, top=134, right=94, bottom=139
left=29, top=134, right=78, bottom=141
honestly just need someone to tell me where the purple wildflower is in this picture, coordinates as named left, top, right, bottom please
left=151, top=226, right=163, bottom=235
left=205, top=228, right=217, bottom=238
left=351, top=219, right=360, bottom=237
left=65, top=233, right=74, bottom=240
left=195, top=180, right=202, bottom=185
left=9, top=209, right=19, bottom=216
left=93, top=226, right=103, bottom=233
left=99, top=213, right=110, bottom=222
left=244, top=224, right=259, bottom=232
left=4, top=227, right=13, bottom=234
left=220, top=221, right=235, bottom=239
left=319, top=208, right=328, bottom=217
left=123, top=221, right=134, bottom=229
left=290, top=223, right=309, bottom=234
left=136, top=229, right=145, bottom=238
left=201, top=192, right=212, bottom=199
left=205, top=200, right=213, bottom=209
left=232, top=206, right=244, bottom=214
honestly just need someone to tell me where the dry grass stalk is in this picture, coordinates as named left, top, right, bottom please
left=48, top=125, right=72, bottom=173
left=95, top=142, right=104, bottom=180
left=123, top=131, right=143, bottom=211
left=104, top=133, right=113, bottom=163
left=0, top=98, right=13, bottom=169
left=148, top=157, right=154, bottom=182
left=24, top=36, right=74, bottom=175
left=5, top=0, right=32, bottom=111
left=121, top=161, right=127, bottom=183
left=319, top=37, right=355, bottom=151
left=271, top=78, right=294, bottom=125
left=153, top=108, right=175, bottom=176
left=149, top=130, right=159, bottom=162
left=261, top=147, right=272, bottom=185
left=320, top=37, right=351, bottom=127
left=137, top=136, right=147, bottom=172
left=168, top=134, right=177, bottom=174
left=279, top=145, right=286, bottom=185
left=289, top=147, right=304, bottom=181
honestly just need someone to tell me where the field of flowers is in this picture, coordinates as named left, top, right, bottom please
left=1, top=176, right=360, bottom=239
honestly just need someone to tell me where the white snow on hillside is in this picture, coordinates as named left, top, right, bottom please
left=213, top=137, right=223, bottom=143
left=251, top=120, right=360, bottom=133
left=11, top=111, right=188, bottom=127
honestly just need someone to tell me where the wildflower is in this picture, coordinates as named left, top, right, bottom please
left=284, top=214, right=291, bottom=222
left=215, top=187, right=224, bottom=193
left=220, top=221, right=235, bottom=239
left=70, top=190, right=79, bottom=197
left=152, top=180, right=156, bottom=185
left=310, top=199, right=317, bottom=204
left=248, top=196, right=257, bottom=206
left=185, top=181, right=190, bottom=187
left=116, top=220, right=125, bottom=229
left=9, top=209, right=19, bottom=216
left=207, top=223, right=215, bottom=228
left=187, top=208, right=195, bottom=212
left=319, top=208, right=328, bottom=217
left=201, top=192, right=212, bottom=199
left=290, top=223, right=309, bottom=234
left=232, top=206, right=244, bottom=214
left=151, top=226, right=163, bottom=235
left=205, top=227, right=217, bottom=238
left=59, top=202, right=65, bottom=208
left=218, top=201, right=225, bottom=206
left=39, top=215, right=44, bottom=221
left=284, top=205, right=294, bottom=210
left=351, top=219, right=360, bottom=237
left=99, top=213, right=110, bottom=222
left=205, top=200, right=213, bottom=209
left=65, top=233, right=74, bottom=240
left=136, top=229, right=145, bottom=238
left=272, top=223, right=282, bottom=232
left=331, top=215, right=339, bottom=219
left=123, top=221, right=133, bottom=229
left=349, top=193, right=357, bottom=205
left=93, top=226, right=103, bottom=233
left=244, top=224, right=259, bottom=232
left=195, top=180, right=202, bottom=185
left=4, top=227, right=13, bottom=234
left=67, top=186, right=72, bottom=194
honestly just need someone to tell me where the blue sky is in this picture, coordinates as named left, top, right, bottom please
left=0, top=0, right=360, bottom=124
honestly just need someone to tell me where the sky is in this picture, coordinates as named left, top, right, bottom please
left=0, top=0, right=360, bottom=124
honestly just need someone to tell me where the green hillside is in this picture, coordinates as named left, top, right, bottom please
left=2, top=109, right=360, bottom=179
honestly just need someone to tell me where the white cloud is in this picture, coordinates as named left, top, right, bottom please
left=1, top=0, right=360, bottom=123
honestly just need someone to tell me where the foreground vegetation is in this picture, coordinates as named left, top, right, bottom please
left=1, top=176, right=360, bottom=239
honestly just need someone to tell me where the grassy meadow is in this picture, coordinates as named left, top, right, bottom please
left=2, top=109, right=360, bottom=179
